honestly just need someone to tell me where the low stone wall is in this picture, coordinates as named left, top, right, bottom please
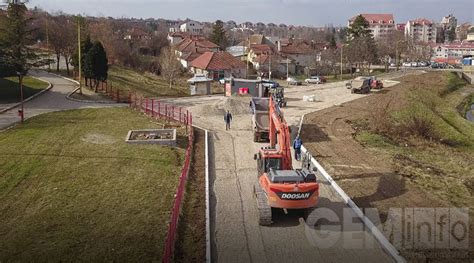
left=125, top=129, right=177, bottom=146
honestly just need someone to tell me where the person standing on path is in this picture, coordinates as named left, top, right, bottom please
left=224, top=110, right=233, bottom=130
left=293, top=135, right=303, bottom=161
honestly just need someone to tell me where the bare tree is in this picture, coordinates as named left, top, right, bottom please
left=158, top=46, right=182, bottom=89
left=48, top=15, right=68, bottom=72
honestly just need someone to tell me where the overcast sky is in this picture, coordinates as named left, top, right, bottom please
left=28, top=0, right=474, bottom=26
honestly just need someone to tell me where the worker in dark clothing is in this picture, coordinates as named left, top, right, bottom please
left=224, top=110, right=233, bottom=130
left=293, top=135, right=303, bottom=161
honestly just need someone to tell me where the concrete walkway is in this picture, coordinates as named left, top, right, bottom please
left=0, top=70, right=123, bottom=130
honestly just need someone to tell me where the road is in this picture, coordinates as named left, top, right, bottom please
left=0, top=70, right=121, bottom=130
left=158, top=76, right=410, bottom=263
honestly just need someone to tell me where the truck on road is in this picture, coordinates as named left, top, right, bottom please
left=250, top=97, right=270, bottom=142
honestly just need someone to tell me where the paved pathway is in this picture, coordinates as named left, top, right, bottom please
left=0, top=70, right=122, bottom=130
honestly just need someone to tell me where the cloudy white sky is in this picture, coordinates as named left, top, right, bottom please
left=28, top=0, right=473, bottom=26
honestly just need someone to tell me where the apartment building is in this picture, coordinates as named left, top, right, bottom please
left=405, top=18, right=437, bottom=43
left=348, top=14, right=396, bottom=39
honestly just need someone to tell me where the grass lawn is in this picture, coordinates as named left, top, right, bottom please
left=0, top=107, right=187, bottom=261
left=0, top=76, right=49, bottom=104
left=108, top=66, right=189, bottom=98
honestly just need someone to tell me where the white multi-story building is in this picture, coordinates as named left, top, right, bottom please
left=348, top=14, right=396, bottom=40
left=441, top=14, right=457, bottom=42
left=405, top=18, right=437, bottom=43
left=169, top=20, right=203, bottom=34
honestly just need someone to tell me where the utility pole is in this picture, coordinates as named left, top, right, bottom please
left=77, top=16, right=82, bottom=95
left=268, top=52, right=272, bottom=80
left=246, top=37, right=250, bottom=79
left=340, top=45, right=343, bottom=79
left=18, top=73, right=24, bottom=122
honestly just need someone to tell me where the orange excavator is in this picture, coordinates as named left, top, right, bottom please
left=253, top=96, right=319, bottom=225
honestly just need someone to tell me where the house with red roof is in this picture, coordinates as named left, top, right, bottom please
left=276, top=38, right=317, bottom=74
left=405, top=18, right=437, bottom=43
left=190, top=51, right=246, bottom=80
left=348, top=14, right=396, bottom=40
left=174, top=37, right=220, bottom=68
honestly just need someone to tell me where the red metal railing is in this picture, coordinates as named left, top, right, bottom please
left=130, top=94, right=193, bottom=263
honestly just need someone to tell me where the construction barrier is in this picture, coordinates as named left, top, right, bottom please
left=130, top=95, right=193, bottom=263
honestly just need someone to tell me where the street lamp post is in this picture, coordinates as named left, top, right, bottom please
left=17, top=72, right=24, bottom=122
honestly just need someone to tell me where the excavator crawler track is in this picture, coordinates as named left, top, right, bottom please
left=254, top=182, right=272, bottom=226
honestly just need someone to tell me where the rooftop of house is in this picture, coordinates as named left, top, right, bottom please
left=238, top=34, right=274, bottom=47
left=350, top=14, right=395, bottom=24
left=175, top=37, right=219, bottom=53
left=250, top=44, right=274, bottom=55
left=191, top=51, right=246, bottom=71
left=409, top=18, right=434, bottom=25
left=279, top=39, right=315, bottom=55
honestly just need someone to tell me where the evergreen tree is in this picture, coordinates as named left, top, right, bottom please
left=85, top=41, right=108, bottom=91
left=329, top=34, right=337, bottom=49
left=210, top=20, right=228, bottom=50
left=1, top=2, right=47, bottom=77
left=447, top=27, right=456, bottom=43
left=347, top=15, right=372, bottom=39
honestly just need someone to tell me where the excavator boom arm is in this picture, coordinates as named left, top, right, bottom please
left=268, top=97, right=293, bottom=170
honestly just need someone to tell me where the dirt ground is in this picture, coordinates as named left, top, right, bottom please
left=175, top=128, right=206, bottom=262
left=158, top=74, right=419, bottom=262
left=302, top=72, right=473, bottom=262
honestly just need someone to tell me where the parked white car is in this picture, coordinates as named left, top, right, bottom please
left=304, top=76, right=326, bottom=84
left=410, top=62, right=418, bottom=67
left=402, top=62, right=411, bottom=67
left=286, top=77, right=302, bottom=86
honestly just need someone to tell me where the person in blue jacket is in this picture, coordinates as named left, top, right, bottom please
left=293, top=135, right=303, bottom=161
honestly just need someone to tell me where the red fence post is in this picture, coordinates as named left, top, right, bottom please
left=151, top=99, right=155, bottom=117
left=145, top=98, right=149, bottom=114
left=157, top=101, right=161, bottom=117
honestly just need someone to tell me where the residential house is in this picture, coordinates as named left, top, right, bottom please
left=169, top=20, right=203, bottom=35
left=190, top=51, right=246, bottom=80
left=123, top=28, right=151, bottom=40
left=405, top=18, right=437, bottom=43
left=456, top=23, right=472, bottom=42
left=226, top=46, right=247, bottom=61
left=431, top=43, right=474, bottom=64
left=238, top=34, right=275, bottom=47
left=467, top=27, right=474, bottom=42
left=253, top=53, right=296, bottom=76
left=167, top=32, right=190, bottom=45
left=277, top=38, right=317, bottom=73
left=174, top=37, right=219, bottom=68
left=348, top=14, right=396, bottom=40
left=179, top=20, right=203, bottom=34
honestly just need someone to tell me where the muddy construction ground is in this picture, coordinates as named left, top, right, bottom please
left=302, top=72, right=473, bottom=262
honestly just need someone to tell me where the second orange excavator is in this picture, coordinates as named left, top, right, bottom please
left=253, top=96, right=319, bottom=225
